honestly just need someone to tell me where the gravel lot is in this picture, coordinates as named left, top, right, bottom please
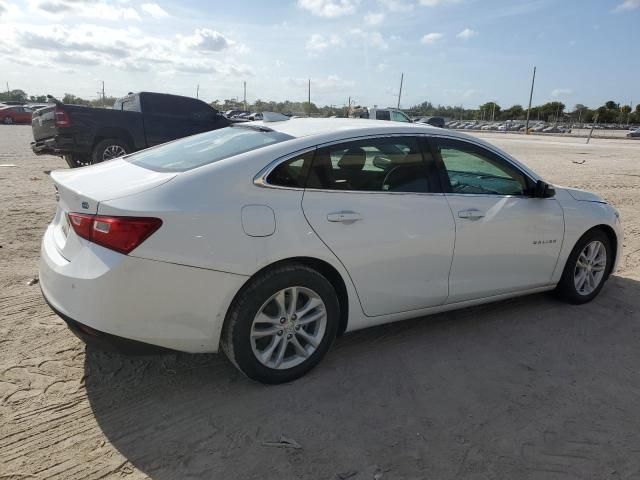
left=1, top=125, right=639, bottom=480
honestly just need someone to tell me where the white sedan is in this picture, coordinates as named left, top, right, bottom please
left=40, top=116, right=623, bottom=383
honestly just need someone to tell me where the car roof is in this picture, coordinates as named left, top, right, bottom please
left=250, top=117, right=443, bottom=139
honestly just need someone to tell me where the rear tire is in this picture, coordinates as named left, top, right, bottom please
left=221, top=263, right=340, bottom=384
left=3, top=117, right=13, bottom=125
left=92, top=138, right=129, bottom=164
left=554, top=229, right=612, bottom=304
left=64, top=154, right=92, bottom=168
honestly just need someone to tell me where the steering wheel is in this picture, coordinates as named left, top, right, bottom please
left=381, top=166, right=402, bottom=191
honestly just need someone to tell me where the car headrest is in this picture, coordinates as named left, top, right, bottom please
left=337, top=147, right=366, bottom=171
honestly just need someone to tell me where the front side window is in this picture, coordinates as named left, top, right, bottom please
left=435, top=138, right=528, bottom=195
left=127, top=126, right=292, bottom=172
left=307, top=137, right=435, bottom=193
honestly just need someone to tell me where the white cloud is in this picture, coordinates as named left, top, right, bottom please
left=350, top=29, right=388, bottom=49
left=141, top=3, right=169, bottom=19
left=551, top=88, right=573, bottom=98
left=305, top=33, right=343, bottom=54
left=1, top=22, right=252, bottom=80
left=288, top=75, right=355, bottom=91
left=614, top=0, right=640, bottom=11
left=180, top=29, right=232, bottom=52
left=364, top=12, right=384, bottom=25
left=376, top=63, right=388, bottom=72
left=421, top=32, right=443, bottom=44
left=378, top=0, right=413, bottom=12
left=297, top=0, right=357, bottom=17
left=33, top=0, right=141, bottom=21
left=0, top=0, right=7, bottom=15
left=462, top=88, right=476, bottom=99
left=419, top=0, right=461, bottom=5
left=456, top=28, right=476, bottom=39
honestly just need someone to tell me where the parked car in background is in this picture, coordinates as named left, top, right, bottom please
left=357, top=107, right=412, bottom=123
left=417, top=116, right=445, bottom=128
left=627, top=128, right=640, bottom=138
left=1, top=105, right=34, bottom=124
left=31, top=92, right=230, bottom=168
left=40, top=117, right=622, bottom=384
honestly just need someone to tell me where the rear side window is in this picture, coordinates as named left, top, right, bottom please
left=127, top=126, right=292, bottom=172
left=114, top=95, right=141, bottom=112
left=306, top=137, right=436, bottom=193
left=266, top=151, right=314, bottom=188
left=375, top=110, right=390, bottom=121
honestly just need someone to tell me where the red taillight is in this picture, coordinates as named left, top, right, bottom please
left=67, top=213, right=162, bottom=254
left=54, top=107, right=71, bottom=128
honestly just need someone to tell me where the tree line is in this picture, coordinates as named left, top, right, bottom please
left=407, top=100, right=640, bottom=124
left=2, top=88, right=638, bottom=124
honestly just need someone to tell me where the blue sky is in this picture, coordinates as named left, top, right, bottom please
left=0, top=0, right=638, bottom=109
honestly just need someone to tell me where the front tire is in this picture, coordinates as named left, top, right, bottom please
left=221, top=264, right=340, bottom=384
left=92, top=138, right=129, bottom=164
left=63, top=154, right=92, bottom=168
left=555, top=229, right=612, bottom=304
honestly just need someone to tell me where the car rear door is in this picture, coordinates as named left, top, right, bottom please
left=301, top=135, right=455, bottom=317
left=430, top=136, right=564, bottom=303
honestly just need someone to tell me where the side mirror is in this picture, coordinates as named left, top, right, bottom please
left=534, top=180, right=555, bottom=198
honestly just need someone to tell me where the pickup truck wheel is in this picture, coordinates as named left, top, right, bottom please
left=63, top=154, right=92, bottom=168
left=92, top=139, right=129, bottom=164
left=3, top=117, right=13, bottom=125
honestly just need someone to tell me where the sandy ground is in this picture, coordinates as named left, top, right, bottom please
left=1, top=125, right=640, bottom=480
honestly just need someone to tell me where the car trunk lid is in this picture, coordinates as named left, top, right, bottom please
left=49, top=159, right=177, bottom=260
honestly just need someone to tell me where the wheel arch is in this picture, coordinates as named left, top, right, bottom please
left=230, top=256, right=350, bottom=337
left=591, top=224, right=618, bottom=276
left=93, top=128, right=134, bottom=151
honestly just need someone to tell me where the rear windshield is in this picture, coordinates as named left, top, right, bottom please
left=126, top=126, right=292, bottom=172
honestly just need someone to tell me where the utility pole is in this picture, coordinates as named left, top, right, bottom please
left=491, top=101, right=496, bottom=122
left=347, top=96, right=351, bottom=117
left=525, top=65, right=536, bottom=134
left=6, top=81, right=10, bottom=97
left=101, top=81, right=105, bottom=108
left=397, top=73, right=404, bottom=109
left=196, top=84, right=199, bottom=99
left=243, top=81, right=247, bottom=110
left=587, top=113, right=598, bottom=144
left=308, top=78, right=311, bottom=116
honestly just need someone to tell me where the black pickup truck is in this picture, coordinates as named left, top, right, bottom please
left=31, top=92, right=230, bottom=167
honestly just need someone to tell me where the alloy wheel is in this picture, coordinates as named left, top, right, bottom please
left=574, top=240, right=607, bottom=296
left=102, top=145, right=127, bottom=161
left=250, top=286, right=327, bottom=370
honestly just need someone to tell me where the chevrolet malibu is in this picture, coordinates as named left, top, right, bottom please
left=40, top=116, right=622, bottom=384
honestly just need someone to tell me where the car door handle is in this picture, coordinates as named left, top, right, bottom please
left=458, top=209, right=485, bottom=220
left=327, top=211, right=363, bottom=223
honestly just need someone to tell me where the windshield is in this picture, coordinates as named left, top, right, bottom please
left=126, top=126, right=293, bottom=172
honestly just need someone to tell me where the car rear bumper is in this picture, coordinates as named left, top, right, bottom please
left=39, top=224, right=249, bottom=353
left=31, top=135, right=91, bottom=156
left=42, top=289, right=174, bottom=354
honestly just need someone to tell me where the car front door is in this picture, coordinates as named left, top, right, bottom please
left=431, top=136, right=564, bottom=303
left=301, top=135, right=455, bottom=317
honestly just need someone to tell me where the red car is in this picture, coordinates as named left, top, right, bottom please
left=0, top=105, right=34, bottom=124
